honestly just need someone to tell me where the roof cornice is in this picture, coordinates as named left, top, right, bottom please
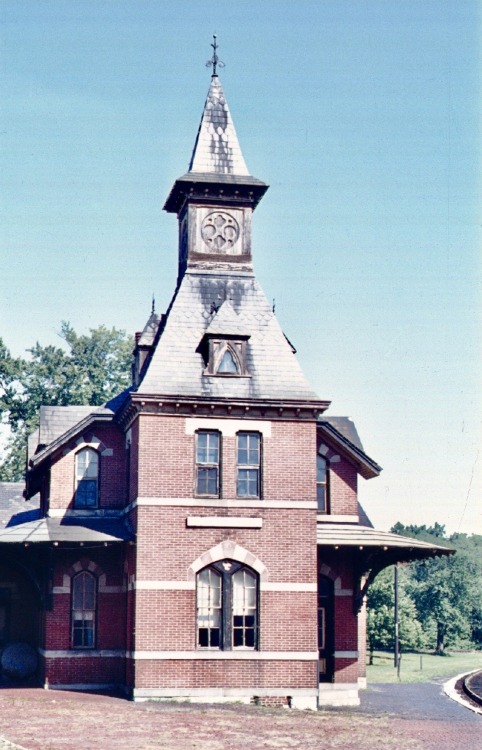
left=118, top=393, right=330, bottom=431
left=318, top=420, right=382, bottom=479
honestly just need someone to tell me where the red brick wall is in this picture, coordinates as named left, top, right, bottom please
left=134, top=659, right=317, bottom=690
left=130, top=413, right=319, bottom=692
left=42, top=656, right=125, bottom=686
left=49, top=423, right=126, bottom=511
left=329, top=458, right=358, bottom=516
left=135, top=506, right=317, bottom=583
left=134, top=415, right=317, bottom=501
left=43, top=548, right=127, bottom=687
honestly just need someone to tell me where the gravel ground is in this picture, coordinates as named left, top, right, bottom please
left=0, top=679, right=479, bottom=750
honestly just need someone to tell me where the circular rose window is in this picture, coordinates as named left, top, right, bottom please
left=201, top=212, right=240, bottom=252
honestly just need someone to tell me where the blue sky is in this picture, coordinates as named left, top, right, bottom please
left=1, top=1, right=480, bottom=534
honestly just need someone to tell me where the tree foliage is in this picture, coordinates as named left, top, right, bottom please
left=367, top=566, right=425, bottom=661
left=367, top=523, right=482, bottom=655
left=0, top=323, right=133, bottom=481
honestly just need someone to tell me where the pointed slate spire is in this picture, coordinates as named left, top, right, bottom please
left=188, top=75, right=250, bottom=176
left=163, top=41, right=267, bottom=215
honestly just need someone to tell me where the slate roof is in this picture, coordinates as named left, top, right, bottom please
left=29, top=404, right=116, bottom=468
left=321, top=417, right=364, bottom=451
left=0, top=483, right=40, bottom=531
left=137, top=310, right=161, bottom=346
left=36, top=405, right=112, bottom=449
left=0, top=481, right=132, bottom=544
left=188, top=75, right=250, bottom=176
left=137, top=271, right=320, bottom=402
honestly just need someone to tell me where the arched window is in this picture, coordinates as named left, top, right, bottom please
left=217, top=347, right=239, bottom=374
left=202, top=337, right=248, bottom=377
left=71, top=571, right=97, bottom=649
left=317, top=455, right=330, bottom=513
left=196, top=561, right=258, bottom=650
left=75, top=448, right=99, bottom=508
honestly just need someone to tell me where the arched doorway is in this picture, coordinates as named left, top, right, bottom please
left=318, top=574, right=334, bottom=682
left=0, top=559, right=41, bottom=682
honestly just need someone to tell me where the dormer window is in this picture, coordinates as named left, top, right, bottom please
left=217, top=344, right=241, bottom=374
left=202, top=337, right=249, bottom=377
left=75, top=447, right=99, bottom=508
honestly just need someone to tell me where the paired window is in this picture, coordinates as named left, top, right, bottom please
left=196, top=561, right=258, bottom=650
left=195, top=431, right=261, bottom=498
left=316, top=455, right=330, bottom=513
left=75, top=447, right=99, bottom=508
left=71, top=571, right=97, bottom=649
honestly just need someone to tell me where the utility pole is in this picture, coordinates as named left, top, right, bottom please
left=394, top=563, right=399, bottom=669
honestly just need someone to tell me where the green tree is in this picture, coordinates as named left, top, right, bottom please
left=367, top=566, right=425, bottom=662
left=391, top=524, right=482, bottom=653
left=0, top=324, right=133, bottom=481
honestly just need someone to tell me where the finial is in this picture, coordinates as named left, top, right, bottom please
left=206, top=34, right=225, bottom=77
left=151, top=294, right=155, bottom=315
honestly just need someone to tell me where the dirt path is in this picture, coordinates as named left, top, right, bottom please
left=0, top=686, right=479, bottom=750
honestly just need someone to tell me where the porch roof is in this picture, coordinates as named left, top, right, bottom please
left=317, top=523, right=453, bottom=561
left=0, top=515, right=133, bottom=544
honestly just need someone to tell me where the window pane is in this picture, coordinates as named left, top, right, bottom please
left=317, top=455, right=326, bottom=481
left=238, top=433, right=247, bottom=452
left=206, top=434, right=219, bottom=463
left=197, top=432, right=208, bottom=460
left=317, top=484, right=326, bottom=513
left=72, top=573, right=96, bottom=649
left=83, top=576, right=95, bottom=610
left=218, top=349, right=239, bottom=374
left=237, top=468, right=258, bottom=497
left=232, top=569, right=257, bottom=649
left=317, top=455, right=328, bottom=512
left=237, top=433, right=259, bottom=465
left=197, top=432, right=219, bottom=463
left=76, top=479, right=97, bottom=507
left=196, top=467, right=218, bottom=495
left=197, top=568, right=222, bottom=649
left=76, top=448, right=98, bottom=479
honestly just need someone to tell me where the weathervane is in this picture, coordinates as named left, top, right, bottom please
left=206, top=34, right=225, bottom=77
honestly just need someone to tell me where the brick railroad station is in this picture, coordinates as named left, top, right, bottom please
left=0, top=55, right=449, bottom=708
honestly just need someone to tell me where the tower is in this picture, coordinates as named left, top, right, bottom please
left=125, top=43, right=328, bottom=708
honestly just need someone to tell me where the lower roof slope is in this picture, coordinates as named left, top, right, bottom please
left=137, top=270, right=321, bottom=403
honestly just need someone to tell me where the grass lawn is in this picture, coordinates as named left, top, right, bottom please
left=366, top=649, right=482, bottom=683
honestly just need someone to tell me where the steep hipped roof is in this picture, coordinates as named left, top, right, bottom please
left=137, top=271, right=321, bottom=402
left=188, top=75, right=250, bottom=176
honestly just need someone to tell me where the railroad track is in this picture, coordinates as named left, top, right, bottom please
left=463, top=669, right=482, bottom=706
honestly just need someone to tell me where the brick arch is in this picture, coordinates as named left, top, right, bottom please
left=188, top=541, right=268, bottom=582
left=318, top=563, right=341, bottom=591
left=62, top=559, right=106, bottom=592
left=66, top=434, right=107, bottom=456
